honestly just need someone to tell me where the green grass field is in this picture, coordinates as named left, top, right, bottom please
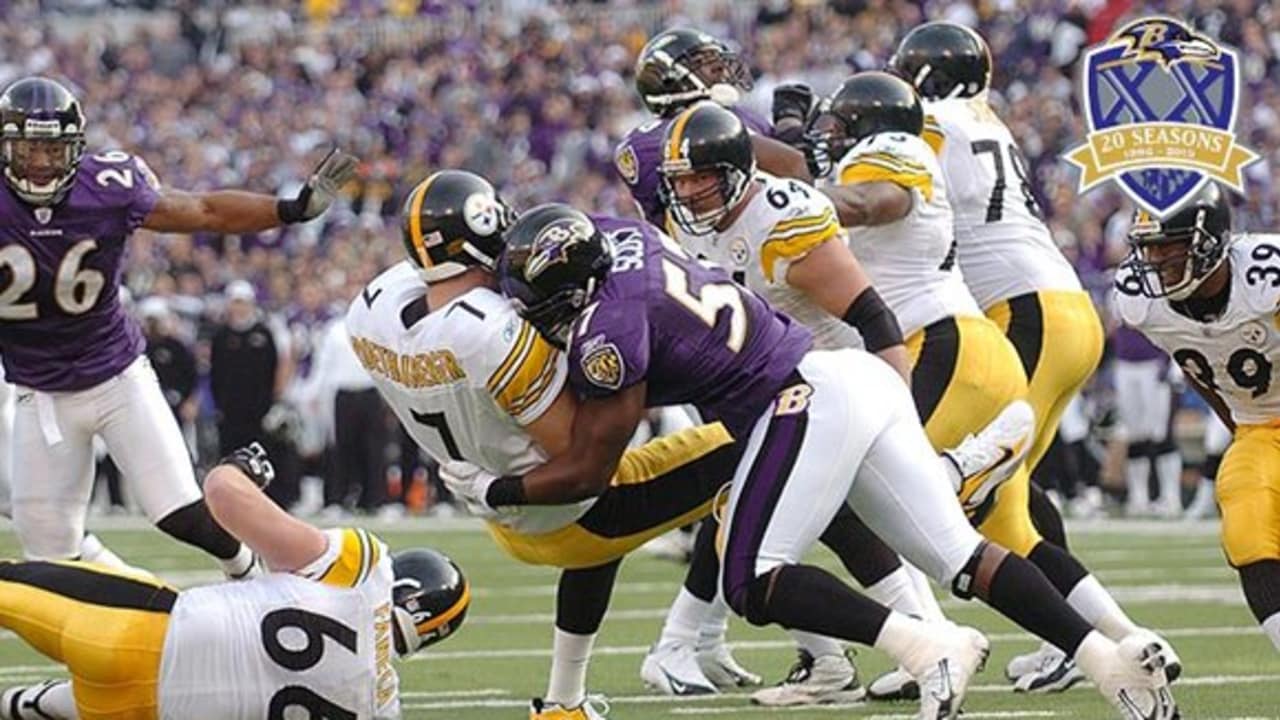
left=2, top=518, right=1277, bottom=719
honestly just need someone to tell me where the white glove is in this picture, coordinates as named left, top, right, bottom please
left=438, top=461, right=504, bottom=520
left=278, top=147, right=358, bottom=224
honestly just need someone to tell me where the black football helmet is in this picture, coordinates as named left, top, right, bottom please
left=498, top=204, right=612, bottom=349
left=809, top=72, right=923, bottom=161
left=1123, top=183, right=1232, bottom=300
left=888, top=22, right=992, bottom=101
left=635, top=28, right=753, bottom=117
left=0, top=76, right=86, bottom=206
left=659, top=102, right=755, bottom=236
left=390, top=548, right=469, bottom=657
left=400, top=170, right=515, bottom=283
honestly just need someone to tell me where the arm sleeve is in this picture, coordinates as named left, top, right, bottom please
left=296, top=527, right=386, bottom=589
left=126, top=155, right=162, bottom=232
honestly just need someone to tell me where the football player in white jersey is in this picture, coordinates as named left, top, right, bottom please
left=811, top=71, right=1180, bottom=700
left=347, top=170, right=760, bottom=720
left=659, top=101, right=1035, bottom=705
left=0, top=443, right=468, bottom=720
left=1114, top=183, right=1280, bottom=654
left=887, top=22, right=1113, bottom=687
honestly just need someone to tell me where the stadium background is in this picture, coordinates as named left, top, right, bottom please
left=2, top=0, right=1280, bottom=718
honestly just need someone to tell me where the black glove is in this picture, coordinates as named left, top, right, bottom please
left=772, top=83, right=815, bottom=126
left=277, top=147, right=359, bottom=224
left=800, top=132, right=834, bottom=180
left=219, top=442, right=276, bottom=490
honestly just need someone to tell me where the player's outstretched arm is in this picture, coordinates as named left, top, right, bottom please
left=204, top=444, right=327, bottom=573
left=785, top=239, right=910, bottom=383
left=823, top=180, right=912, bottom=228
left=487, top=383, right=647, bottom=506
left=142, top=148, right=357, bottom=234
left=754, top=135, right=812, bottom=183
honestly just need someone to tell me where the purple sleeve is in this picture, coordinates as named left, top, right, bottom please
left=125, top=155, right=162, bottom=232
left=733, top=107, right=775, bottom=138
left=568, top=301, right=649, bottom=399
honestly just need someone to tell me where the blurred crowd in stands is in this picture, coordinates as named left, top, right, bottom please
left=4, top=0, right=1278, bottom=520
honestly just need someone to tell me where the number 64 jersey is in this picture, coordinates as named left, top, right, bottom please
left=1113, top=234, right=1280, bottom=425
left=158, top=528, right=401, bottom=719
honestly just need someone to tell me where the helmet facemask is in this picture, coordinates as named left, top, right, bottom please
left=661, top=162, right=751, bottom=236
left=2, top=133, right=84, bottom=206
left=1124, top=210, right=1228, bottom=300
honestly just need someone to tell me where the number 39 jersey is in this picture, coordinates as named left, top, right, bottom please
left=0, top=151, right=161, bottom=391
left=673, top=172, right=861, bottom=351
left=159, top=528, right=401, bottom=719
left=831, top=131, right=980, bottom=336
left=924, top=98, right=1081, bottom=310
left=1113, top=234, right=1280, bottom=426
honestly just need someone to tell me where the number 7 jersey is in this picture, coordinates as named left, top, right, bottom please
left=1113, top=234, right=1280, bottom=425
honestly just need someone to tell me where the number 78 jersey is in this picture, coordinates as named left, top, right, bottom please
left=1113, top=234, right=1280, bottom=426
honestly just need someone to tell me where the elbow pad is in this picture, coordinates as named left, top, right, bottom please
left=842, top=288, right=903, bottom=353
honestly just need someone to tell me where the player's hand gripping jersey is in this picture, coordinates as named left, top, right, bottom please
left=831, top=131, right=981, bottom=336
left=672, top=172, right=861, bottom=351
left=159, top=528, right=401, bottom=719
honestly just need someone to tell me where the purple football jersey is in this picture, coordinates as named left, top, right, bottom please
left=0, top=152, right=160, bottom=391
left=614, top=106, right=773, bottom=227
left=567, top=215, right=812, bottom=436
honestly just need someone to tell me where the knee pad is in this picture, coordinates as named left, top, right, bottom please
left=155, top=500, right=241, bottom=560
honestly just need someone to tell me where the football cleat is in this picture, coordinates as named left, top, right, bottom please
left=1013, top=655, right=1086, bottom=694
left=910, top=624, right=989, bottom=720
left=943, top=400, right=1034, bottom=525
left=529, top=695, right=610, bottom=719
left=750, top=649, right=866, bottom=706
left=1091, top=634, right=1180, bottom=720
left=867, top=667, right=920, bottom=702
left=640, top=642, right=718, bottom=696
left=696, top=641, right=762, bottom=688
left=1005, top=641, right=1065, bottom=682
left=1, top=680, right=68, bottom=720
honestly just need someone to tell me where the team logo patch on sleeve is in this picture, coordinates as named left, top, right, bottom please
left=615, top=144, right=640, bottom=185
left=581, top=342, right=625, bottom=390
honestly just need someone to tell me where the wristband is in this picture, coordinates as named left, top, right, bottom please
left=842, top=287, right=904, bottom=352
left=484, top=475, right=528, bottom=508
left=276, top=195, right=307, bottom=224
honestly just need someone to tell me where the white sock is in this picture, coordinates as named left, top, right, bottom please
left=1066, top=575, right=1139, bottom=640
left=1070, top=630, right=1116, bottom=682
left=8, top=681, right=78, bottom=719
left=658, top=587, right=709, bottom=648
left=864, top=566, right=927, bottom=619
left=1155, top=451, right=1182, bottom=509
left=1262, top=613, right=1280, bottom=653
left=872, top=612, right=935, bottom=676
left=695, top=591, right=731, bottom=650
left=546, top=628, right=595, bottom=707
left=1126, top=457, right=1151, bottom=509
left=220, top=544, right=255, bottom=578
left=905, top=563, right=946, bottom=622
left=78, top=533, right=128, bottom=570
left=790, top=630, right=844, bottom=659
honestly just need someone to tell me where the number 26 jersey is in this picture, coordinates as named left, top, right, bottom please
left=1113, top=234, right=1280, bottom=426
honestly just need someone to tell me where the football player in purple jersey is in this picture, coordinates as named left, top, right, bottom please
left=0, top=76, right=356, bottom=577
left=614, top=28, right=811, bottom=227
left=492, top=206, right=1182, bottom=719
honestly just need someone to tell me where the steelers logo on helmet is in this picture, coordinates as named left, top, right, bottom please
left=463, top=191, right=502, bottom=237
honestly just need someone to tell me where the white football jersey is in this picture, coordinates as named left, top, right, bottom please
left=831, top=131, right=981, bottom=336
left=673, top=173, right=862, bottom=351
left=1113, top=234, right=1280, bottom=426
left=346, top=263, right=590, bottom=534
left=924, top=97, right=1081, bottom=309
left=159, top=528, right=400, bottom=719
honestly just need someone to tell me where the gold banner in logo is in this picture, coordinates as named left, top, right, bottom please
left=1065, top=122, right=1258, bottom=192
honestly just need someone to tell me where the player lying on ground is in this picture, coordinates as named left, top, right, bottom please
left=0, top=76, right=355, bottom=579
left=0, top=443, right=467, bottom=720
left=492, top=204, right=1180, bottom=720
